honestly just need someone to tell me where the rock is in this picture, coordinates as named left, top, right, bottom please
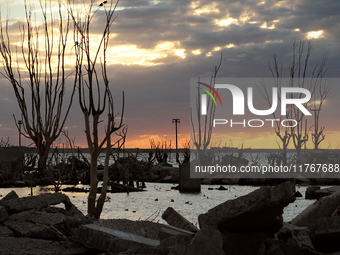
left=309, top=216, right=340, bottom=253
left=3, top=210, right=61, bottom=238
left=221, top=230, right=271, bottom=255
left=0, top=193, right=84, bottom=217
left=291, top=188, right=340, bottom=228
left=0, top=206, right=9, bottom=223
left=305, top=186, right=320, bottom=200
left=315, top=187, right=340, bottom=199
left=169, top=226, right=224, bottom=255
left=262, top=238, right=324, bottom=255
left=277, top=222, right=315, bottom=251
left=162, top=207, right=199, bottom=233
left=3, top=210, right=87, bottom=239
left=294, top=191, right=303, bottom=197
left=198, top=181, right=295, bottom=232
left=0, top=225, right=13, bottom=237
left=0, top=190, right=19, bottom=205
left=0, top=237, right=87, bottom=255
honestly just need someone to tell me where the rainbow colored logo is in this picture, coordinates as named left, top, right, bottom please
left=197, top=82, right=222, bottom=106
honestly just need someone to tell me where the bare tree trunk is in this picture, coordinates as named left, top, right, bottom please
left=37, top=144, right=50, bottom=174
left=88, top=152, right=99, bottom=217
left=68, top=0, right=125, bottom=219
left=0, top=2, right=75, bottom=174
left=95, top=114, right=112, bottom=219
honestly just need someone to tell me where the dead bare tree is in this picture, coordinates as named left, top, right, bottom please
left=260, top=40, right=328, bottom=162
left=191, top=53, right=222, bottom=163
left=260, top=54, right=292, bottom=165
left=0, top=1, right=75, bottom=174
left=68, top=0, right=126, bottom=219
left=310, top=77, right=331, bottom=149
left=288, top=41, right=327, bottom=160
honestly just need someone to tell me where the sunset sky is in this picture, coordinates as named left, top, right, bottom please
left=0, top=0, right=339, bottom=149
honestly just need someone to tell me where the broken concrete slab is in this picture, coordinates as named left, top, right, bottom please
left=198, top=181, right=295, bottom=232
left=77, top=223, right=160, bottom=253
left=77, top=218, right=195, bottom=253
left=309, top=216, right=340, bottom=253
left=169, top=226, right=224, bottom=255
left=261, top=238, right=324, bottom=255
left=0, top=237, right=87, bottom=255
left=158, top=225, right=195, bottom=241
left=332, top=204, right=340, bottom=217
left=98, top=218, right=164, bottom=240
left=4, top=209, right=89, bottom=239
left=0, top=190, right=19, bottom=205
left=0, top=193, right=84, bottom=217
left=291, top=188, right=340, bottom=228
left=315, top=186, right=340, bottom=199
left=0, top=225, right=13, bottom=237
left=221, top=230, right=271, bottom=255
left=0, top=206, right=8, bottom=223
left=159, top=234, right=192, bottom=248
left=162, top=207, right=199, bottom=233
left=277, top=222, right=315, bottom=251
left=3, top=210, right=66, bottom=238
left=305, top=186, right=320, bottom=200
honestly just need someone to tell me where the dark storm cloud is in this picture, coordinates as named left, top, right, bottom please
left=106, top=0, right=340, bottom=56
left=1, top=0, right=340, bottom=147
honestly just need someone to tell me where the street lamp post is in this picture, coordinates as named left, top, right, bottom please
left=172, top=118, right=180, bottom=163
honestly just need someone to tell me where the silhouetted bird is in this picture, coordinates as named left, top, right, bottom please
left=99, top=3, right=103, bottom=6
left=155, top=198, right=158, bottom=201
left=103, top=1, right=107, bottom=3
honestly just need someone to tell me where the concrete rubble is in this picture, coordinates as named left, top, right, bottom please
left=162, top=207, right=199, bottom=233
left=2, top=182, right=340, bottom=254
left=198, top=181, right=296, bottom=231
left=0, top=191, right=90, bottom=255
left=291, top=188, right=340, bottom=228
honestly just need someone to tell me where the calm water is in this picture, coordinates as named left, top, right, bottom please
left=0, top=183, right=314, bottom=226
left=40, top=150, right=283, bottom=169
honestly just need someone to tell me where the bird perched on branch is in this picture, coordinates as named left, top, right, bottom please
left=99, top=1, right=107, bottom=6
